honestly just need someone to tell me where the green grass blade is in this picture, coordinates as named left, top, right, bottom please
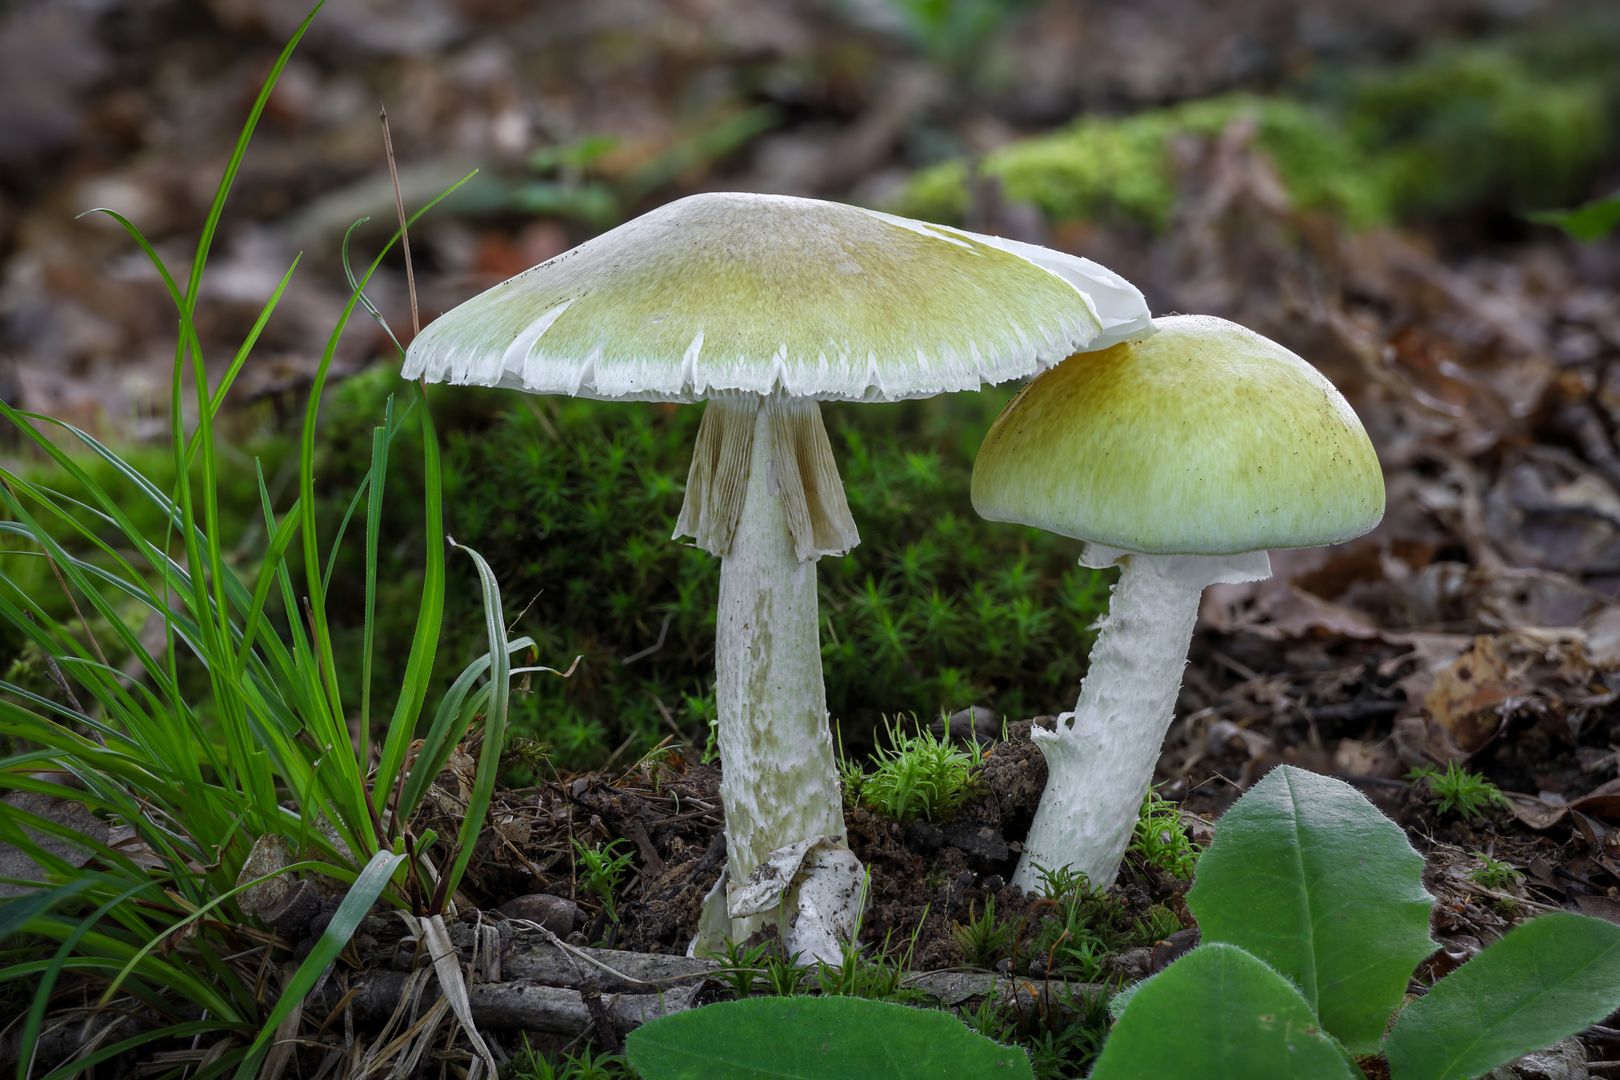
left=359, top=395, right=394, bottom=753
left=0, top=879, right=97, bottom=942
left=310, top=177, right=475, bottom=806
left=18, top=879, right=156, bottom=1080
left=233, top=850, right=405, bottom=1078
left=74, top=207, right=299, bottom=448
left=180, top=3, right=323, bottom=311
left=375, top=381, right=447, bottom=807
left=398, top=636, right=536, bottom=822
left=439, top=541, right=511, bottom=905
left=36, top=1020, right=230, bottom=1080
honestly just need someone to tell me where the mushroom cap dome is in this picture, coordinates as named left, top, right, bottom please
left=402, top=192, right=1151, bottom=403
left=971, top=315, right=1385, bottom=555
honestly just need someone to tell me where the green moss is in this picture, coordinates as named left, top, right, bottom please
left=842, top=717, right=987, bottom=823
left=1343, top=45, right=1610, bottom=216
left=317, top=368, right=1110, bottom=769
left=902, top=96, right=1385, bottom=230
left=899, top=33, right=1618, bottom=230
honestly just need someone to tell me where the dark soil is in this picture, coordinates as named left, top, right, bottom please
left=426, top=667, right=1618, bottom=1000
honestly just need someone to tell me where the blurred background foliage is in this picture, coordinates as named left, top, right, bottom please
left=3, top=0, right=1618, bottom=769
left=900, top=32, right=1619, bottom=229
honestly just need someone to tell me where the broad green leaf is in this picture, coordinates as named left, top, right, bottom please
left=1090, top=943, right=1359, bottom=1080
left=1528, top=193, right=1620, bottom=242
left=626, top=996, right=1032, bottom=1080
left=1187, top=765, right=1435, bottom=1053
left=1385, top=913, right=1620, bottom=1080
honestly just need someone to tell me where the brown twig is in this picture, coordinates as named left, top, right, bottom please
left=378, top=106, right=420, bottom=340
left=23, top=610, right=87, bottom=717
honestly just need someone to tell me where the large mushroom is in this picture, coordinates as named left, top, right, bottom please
left=971, top=314, right=1384, bottom=892
left=404, top=192, right=1151, bottom=959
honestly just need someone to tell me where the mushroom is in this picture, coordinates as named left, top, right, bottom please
left=971, top=314, right=1383, bottom=892
left=404, top=192, right=1151, bottom=959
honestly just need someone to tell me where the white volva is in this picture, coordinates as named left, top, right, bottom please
left=404, top=192, right=1152, bottom=959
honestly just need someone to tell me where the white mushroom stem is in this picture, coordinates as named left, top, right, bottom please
left=679, top=394, right=863, bottom=959
left=1012, top=543, right=1271, bottom=893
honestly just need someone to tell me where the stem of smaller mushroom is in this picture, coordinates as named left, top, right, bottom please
left=679, top=393, right=862, bottom=961
left=1011, top=543, right=1271, bottom=893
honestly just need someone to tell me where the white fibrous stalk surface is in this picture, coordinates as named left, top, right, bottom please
left=1013, top=546, right=1268, bottom=891
left=698, top=396, right=862, bottom=957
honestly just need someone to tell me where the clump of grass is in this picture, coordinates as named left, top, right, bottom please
left=842, top=716, right=986, bottom=822
left=1127, top=789, right=1200, bottom=879
left=765, top=950, right=810, bottom=997
left=814, top=915, right=927, bottom=1001
left=962, top=974, right=1110, bottom=1079
left=1130, top=904, right=1185, bottom=949
left=713, top=939, right=772, bottom=998
left=0, top=7, right=538, bottom=1074
left=1409, top=762, right=1510, bottom=820
left=1028, top=865, right=1119, bottom=983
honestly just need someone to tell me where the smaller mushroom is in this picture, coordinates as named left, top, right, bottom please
left=971, top=315, right=1384, bottom=891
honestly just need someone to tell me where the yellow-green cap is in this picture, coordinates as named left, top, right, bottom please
left=972, top=315, right=1385, bottom=555
left=403, top=192, right=1151, bottom=403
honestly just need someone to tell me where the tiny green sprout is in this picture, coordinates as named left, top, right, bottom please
left=843, top=716, right=986, bottom=823
left=815, top=912, right=927, bottom=1001
left=962, top=994, right=1021, bottom=1047
left=1409, top=762, right=1510, bottom=820
left=1471, top=852, right=1525, bottom=892
left=1034, top=862, right=1092, bottom=902
left=504, top=734, right=553, bottom=775
left=764, top=951, right=809, bottom=997
left=1128, top=789, right=1200, bottom=879
left=632, top=740, right=682, bottom=792
left=952, top=896, right=1016, bottom=969
left=572, top=837, right=635, bottom=925
left=510, top=1035, right=634, bottom=1080
left=715, top=939, right=772, bottom=999
left=1025, top=988, right=1111, bottom=1080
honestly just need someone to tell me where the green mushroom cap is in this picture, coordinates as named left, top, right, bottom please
left=972, top=314, right=1385, bottom=555
left=403, top=192, right=1151, bottom=403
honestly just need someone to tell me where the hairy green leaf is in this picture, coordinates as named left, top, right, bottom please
left=1386, top=913, right=1620, bottom=1080
left=1091, top=943, right=1359, bottom=1080
left=1186, top=765, right=1435, bottom=1053
left=626, top=996, right=1032, bottom=1079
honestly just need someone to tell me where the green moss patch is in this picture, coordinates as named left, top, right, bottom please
left=900, top=35, right=1617, bottom=230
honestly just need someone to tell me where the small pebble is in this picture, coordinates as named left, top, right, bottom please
left=499, top=892, right=581, bottom=936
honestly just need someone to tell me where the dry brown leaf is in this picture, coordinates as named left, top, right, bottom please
left=0, top=792, right=108, bottom=898
left=236, top=833, right=293, bottom=920
left=1425, top=636, right=1520, bottom=754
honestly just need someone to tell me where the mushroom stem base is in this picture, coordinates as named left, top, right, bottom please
left=1011, top=545, right=1269, bottom=892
